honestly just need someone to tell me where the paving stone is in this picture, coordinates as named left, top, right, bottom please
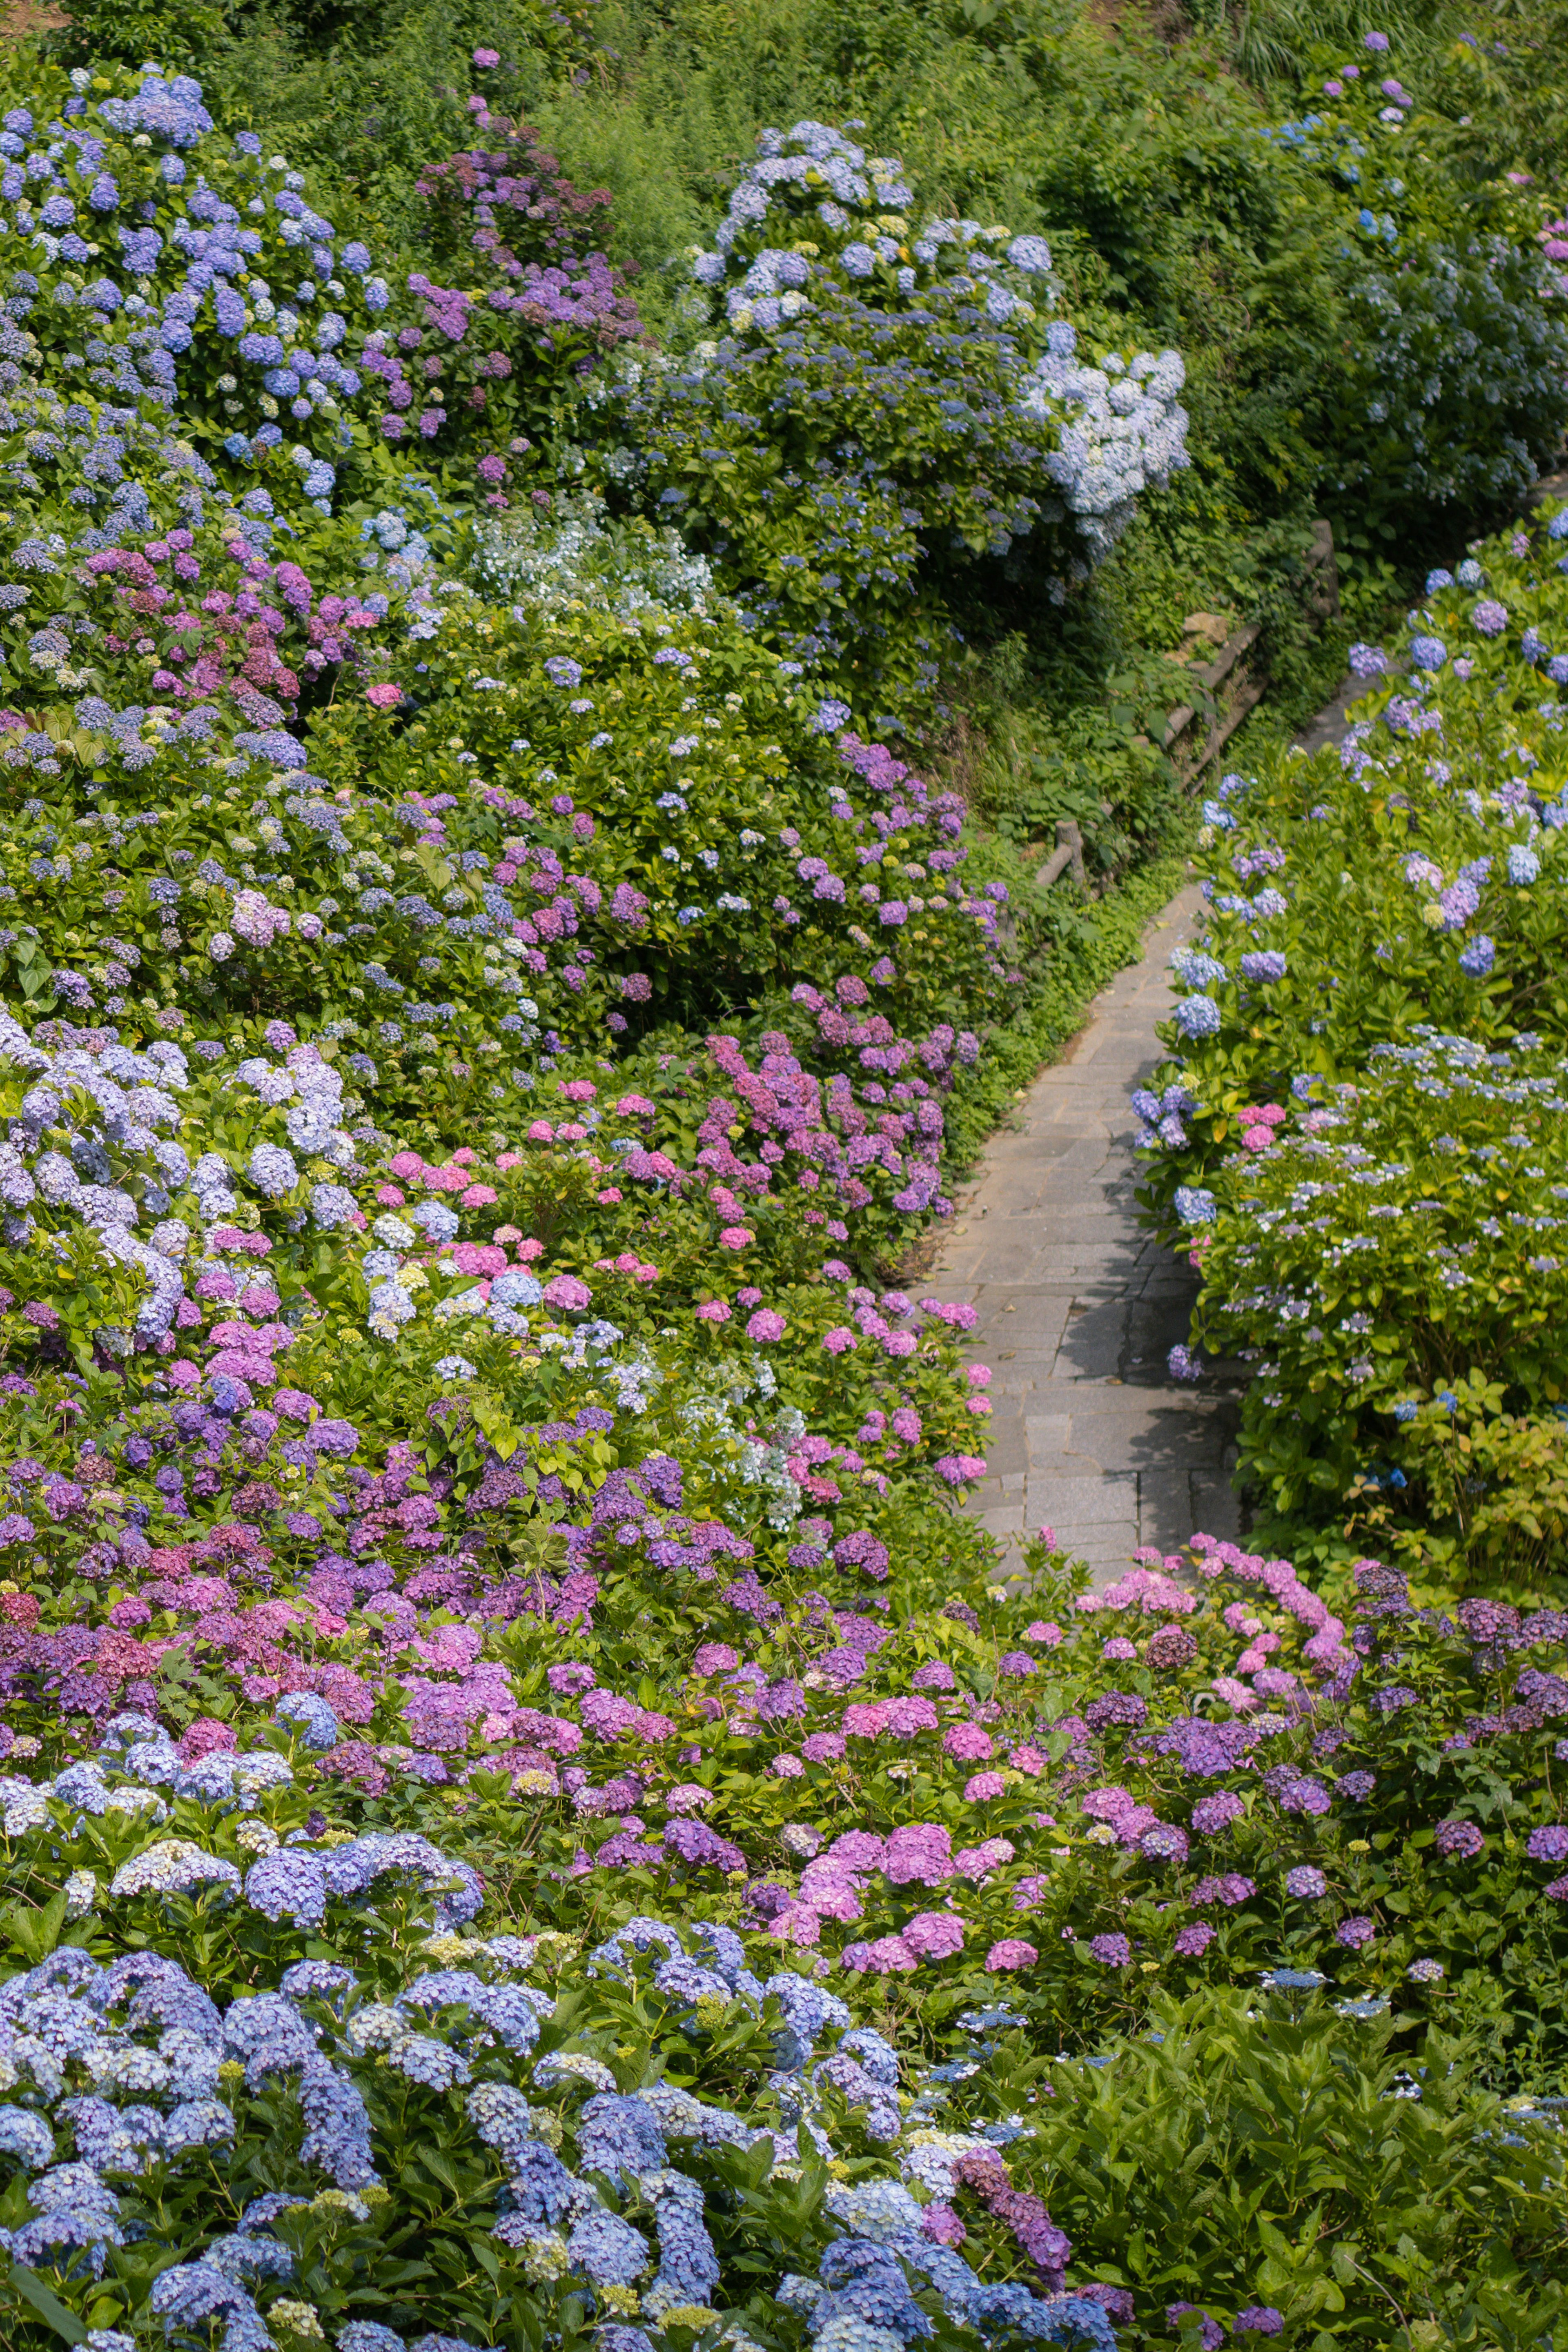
left=929, top=874, right=1250, bottom=1583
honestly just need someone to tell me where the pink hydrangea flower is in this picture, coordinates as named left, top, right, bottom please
left=767, top=1903, right=822, bottom=1946
left=885, top=1823, right=953, bottom=1885
left=746, top=1309, right=787, bottom=1344
left=921, top=2205, right=966, bottom=2247
left=771, top=1753, right=805, bottom=1778
left=903, top=1911, right=965, bottom=1959
left=964, top=1771, right=1008, bottom=1801
left=956, top=1837, right=1014, bottom=1881
left=884, top=1695, right=939, bottom=1736
left=985, top=1938, right=1038, bottom=1971
left=943, top=1721, right=994, bottom=1762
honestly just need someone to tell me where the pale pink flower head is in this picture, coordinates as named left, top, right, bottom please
left=767, top=1903, right=822, bottom=1946
left=664, top=1784, right=713, bottom=1814
left=956, top=1837, right=1014, bottom=1881
left=843, top=1934, right=920, bottom=1975
left=984, top=1937, right=1038, bottom=1971
left=902, top=1911, right=965, bottom=1960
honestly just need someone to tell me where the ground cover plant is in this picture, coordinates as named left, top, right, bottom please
left=0, top=9, right=1564, bottom=2352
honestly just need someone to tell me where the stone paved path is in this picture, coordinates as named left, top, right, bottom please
left=927, top=678, right=1355, bottom=1581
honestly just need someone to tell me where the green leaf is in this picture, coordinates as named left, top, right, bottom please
left=6, top=2261, right=87, bottom=2343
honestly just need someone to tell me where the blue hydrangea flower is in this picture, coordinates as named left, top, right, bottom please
left=1174, top=995, right=1222, bottom=1039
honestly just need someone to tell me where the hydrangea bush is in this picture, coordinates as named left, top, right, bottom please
left=1281, top=34, right=1568, bottom=524
left=0, top=22, right=1564, bottom=2352
left=0, top=57, right=638, bottom=517
left=608, top=121, right=1187, bottom=729
left=1136, top=499, right=1568, bottom=1577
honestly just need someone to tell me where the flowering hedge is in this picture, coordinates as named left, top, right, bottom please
left=0, top=25, right=1564, bottom=2352
left=1134, top=495, right=1568, bottom=1579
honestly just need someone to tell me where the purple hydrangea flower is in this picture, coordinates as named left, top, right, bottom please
left=1284, top=1866, right=1327, bottom=1899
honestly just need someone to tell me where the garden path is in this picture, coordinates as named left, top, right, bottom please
left=928, top=681, right=1356, bottom=1581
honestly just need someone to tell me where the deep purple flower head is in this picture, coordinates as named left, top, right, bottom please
left=1284, top=1866, right=1327, bottom=1899
left=1084, top=1690, right=1148, bottom=1733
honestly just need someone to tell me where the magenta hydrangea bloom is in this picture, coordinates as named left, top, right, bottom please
left=984, top=1937, right=1038, bottom=1971
left=903, top=1911, right=965, bottom=1959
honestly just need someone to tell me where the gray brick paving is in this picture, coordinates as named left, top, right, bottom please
left=930, top=681, right=1355, bottom=1583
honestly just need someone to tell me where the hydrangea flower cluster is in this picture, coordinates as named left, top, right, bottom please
left=617, top=120, right=1186, bottom=722
left=1135, top=497, right=1568, bottom=1552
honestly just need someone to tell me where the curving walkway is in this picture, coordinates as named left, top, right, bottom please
left=928, top=682, right=1355, bottom=1580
